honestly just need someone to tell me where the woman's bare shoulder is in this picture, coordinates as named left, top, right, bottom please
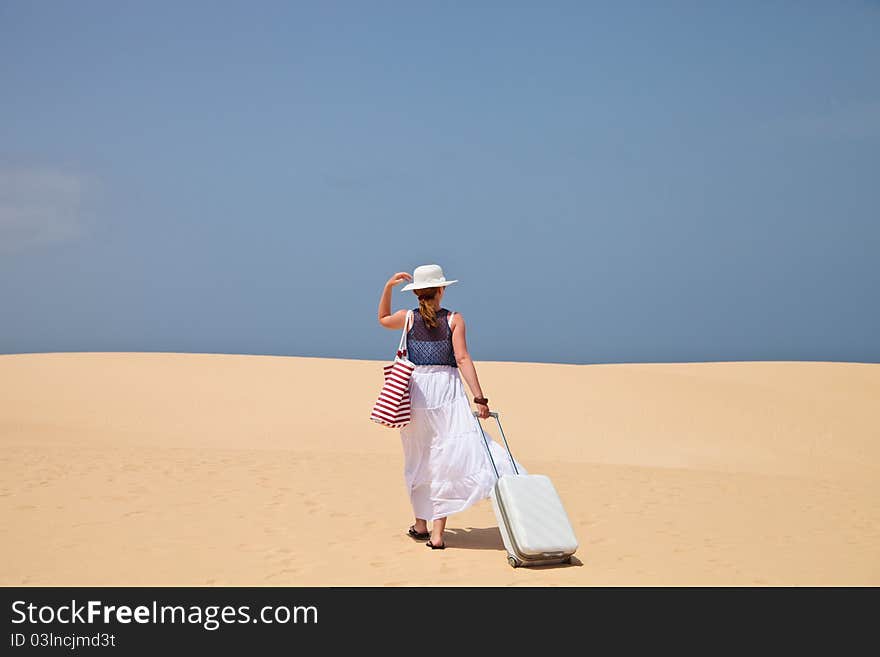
left=379, top=308, right=410, bottom=330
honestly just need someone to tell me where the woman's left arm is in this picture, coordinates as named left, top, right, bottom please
left=378, top=272, right=412, bottom=329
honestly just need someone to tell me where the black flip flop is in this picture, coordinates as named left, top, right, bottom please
left=408, top=526, right=430, bottom=540
left=426, top=540, right=446, bottom=550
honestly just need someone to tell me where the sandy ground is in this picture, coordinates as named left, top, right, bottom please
left=1, top=352, right=878, bottom=586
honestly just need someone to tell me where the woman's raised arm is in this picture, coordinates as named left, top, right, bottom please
left=378, top=272, right=412, bottom=329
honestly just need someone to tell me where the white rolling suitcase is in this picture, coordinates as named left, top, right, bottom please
left=474, top=411, right=579, bottom=568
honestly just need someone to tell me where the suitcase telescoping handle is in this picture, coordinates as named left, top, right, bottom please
left=472, top=410, right=520, bottom=479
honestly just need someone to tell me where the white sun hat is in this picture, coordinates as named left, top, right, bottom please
left=400, top=264, right=459, bottom=291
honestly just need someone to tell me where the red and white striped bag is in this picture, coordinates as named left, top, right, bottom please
left=370, top=309, right=416, bottom=428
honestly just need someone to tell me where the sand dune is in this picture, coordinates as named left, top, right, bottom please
left=1, top=352, right=878, bottom=585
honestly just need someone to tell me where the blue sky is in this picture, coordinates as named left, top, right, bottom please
left=1, top=1, right=878, bottom=364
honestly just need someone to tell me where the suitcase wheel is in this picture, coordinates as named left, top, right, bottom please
left=508, top=556, right=520, bottom=568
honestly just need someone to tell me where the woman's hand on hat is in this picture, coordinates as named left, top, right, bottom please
left=387, top=272, right=412, bottom=287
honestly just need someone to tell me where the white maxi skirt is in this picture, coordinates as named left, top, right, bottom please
left=400, top=364, right=525, bottom=521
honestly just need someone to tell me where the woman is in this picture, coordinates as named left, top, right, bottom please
left=377, top=263, right=524, bottom=549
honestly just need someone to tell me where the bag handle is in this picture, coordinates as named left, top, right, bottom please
left=396, top=310, right=413, bottom=357
left=472, top=410, right=520, bottom=479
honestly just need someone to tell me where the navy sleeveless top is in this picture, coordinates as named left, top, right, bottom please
left=407, top=307, right=457, bottom=367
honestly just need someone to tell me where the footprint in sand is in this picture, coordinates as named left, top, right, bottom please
left=302, top=499, right=322, bottom=514
left=264, top=568, right=299, bottom=581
